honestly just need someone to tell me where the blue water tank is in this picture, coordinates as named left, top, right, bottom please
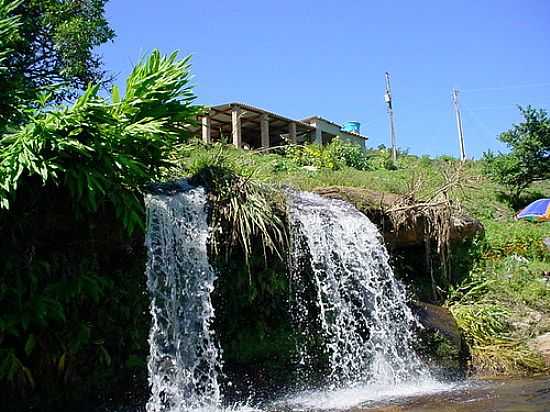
left=342, top=121, right=361, bottom=134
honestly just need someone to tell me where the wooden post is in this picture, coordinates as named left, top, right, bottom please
left=289, top=121, right=297, bottom=144
left=201, top=115, right=211, bottom=144
left=231, top=106, right=241, bottom=148
left=260, top=114, right=270, bottom=148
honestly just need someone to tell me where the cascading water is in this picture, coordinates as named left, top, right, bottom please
left=287, top=191, right=432, bottom=388
left=144, top=183, right=222, bottom=412
left=142, top=185, right=450, bottom=412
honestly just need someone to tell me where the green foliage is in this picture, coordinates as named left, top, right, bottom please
left=0, top=1, right=21, bottom=69
left=0, top=269, right=112, bottom=386
left=285, top=144, right=337, bottom=170
left=0, top=49, right=201, bottom=233
left=365, top=147, right=425, bottom=171
left=182, top=144, right=287, bottom=268
left=450, top=303, right=545, bottom=375
left=449, top=256, right=549, bottom=315
left=284, top=138, right=370, bottom=171
left=0, top=50, right=199, bottom=407
left=212, top=252, right=293, bottom=364
left=483, top=106, right=550, bottom=197
left=325, top=137, right=370, bottom=170
left=481, top=220, right=549, bottom=261
left=3, top=0, right=114, bottom=113
left=448, top=251, right=549, bottom=376
left=0, top=0, right=22, bottom=125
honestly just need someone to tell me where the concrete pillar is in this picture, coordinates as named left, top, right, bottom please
left=201, top=115, right=211, bottom=144
left=231, top=106, right=241, bottom=148
left=289, top=121, right=297, bottom=144
left=313, top=121, right=322, bottom=145
left=260, top=114, right=270, bottom=148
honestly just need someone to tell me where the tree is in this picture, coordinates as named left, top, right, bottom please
left=0, top=50, right=202, bottom=402
left=0, top=0, right=114, bottom=124
left=0, top=0, right=22, bottom=125
left=483, top=106, right=550, bottom=198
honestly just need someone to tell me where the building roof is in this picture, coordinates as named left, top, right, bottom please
left=209, top=102, right=314, bottom=132
left=302, top=115, right=369, bottom=141
left=198, top=102, right=368, bottom=142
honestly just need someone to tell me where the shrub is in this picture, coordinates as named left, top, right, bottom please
left=326, top=138, right=370, bottom=170
left=284, top=138, right=370, bottom=171
left=481, top=220, right=549, bottom=261
left=0, top=50, right=200, bottom=405
left=183, top=145, right=287, bottom=268
left=0, top=49, right=201, bottom=232
left=483, top=106, right=550, bottom=198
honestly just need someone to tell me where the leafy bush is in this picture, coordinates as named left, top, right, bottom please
left=181, top=144, right=287, bottom=268
left=326, top=138, right=370, bottom=170
left=0, top=50, right=200, bottom=406
left=0, top=49, right=201, bottom=232
left=3, top=0, right=114, bottom=108
left=0, top=0, right=22, bottom=125
left=284, top=138, right=369, bottom=171
left=284, top=144, right=338, bottom=170
left=481, top=220, right=549, bottom=261
left=483, top=106, right=550, bottom=198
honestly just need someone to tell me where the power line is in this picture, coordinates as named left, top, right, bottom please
left=461, top=102, right=496, bottom=143
left=461, top=82, right=550, bottom=93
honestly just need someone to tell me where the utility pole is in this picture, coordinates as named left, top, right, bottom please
left=452, top=88, right=466, bottom=161
left=384, top=72, right=397, bottom=162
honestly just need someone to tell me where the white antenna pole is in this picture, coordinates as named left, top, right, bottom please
left=452, top=88, right=466, bottom=161
left=384, top=72, right=397, bottom=162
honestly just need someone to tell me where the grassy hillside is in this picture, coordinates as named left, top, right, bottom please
left=174, top=141, right=550, bottom=377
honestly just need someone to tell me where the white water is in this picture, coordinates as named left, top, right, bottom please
left=281, top=380, right=457, bottom=411
left=287, top=191, right=433, bottom=388
left=145, top=184, right=222, bottom=412
left=142, top=187, right=452, bottom=412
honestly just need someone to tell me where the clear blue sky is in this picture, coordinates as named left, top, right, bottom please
left=99, top=0, right=550, bottom=158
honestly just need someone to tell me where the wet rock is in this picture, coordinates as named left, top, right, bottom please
left=314, top=186, right=483, bottom=248
left=411, top=302, right=465, bottom=376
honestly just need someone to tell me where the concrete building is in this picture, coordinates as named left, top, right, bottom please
left=198, top=102, right=368, bottom=150
left=302, top=116, right=367, bottom=148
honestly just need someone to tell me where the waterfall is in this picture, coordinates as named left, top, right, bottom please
left=142, top=185, right=442, bottom=412
left=287, top=191, right=431, bottom=388
left=144, top=184, right=222, bottom=412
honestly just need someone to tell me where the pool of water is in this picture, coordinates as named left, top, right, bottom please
left=102, top=376, right=550, bottom=412
left=271, top=377, right=550, bottom=412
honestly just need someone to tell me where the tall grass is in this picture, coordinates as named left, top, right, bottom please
left=174, top=143, right=287, bottom=270
left=450, top=303, right=546, bottom=376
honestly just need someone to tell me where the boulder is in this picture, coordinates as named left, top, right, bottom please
left=529, top=332, right=550, bottom=367
left=314, top=186, right=483, bottom=248
left=411, top=302, right=465, bottom=375
left=414, top=302, right=462, bottom=349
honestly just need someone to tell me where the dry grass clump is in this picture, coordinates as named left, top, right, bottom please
left=385, top=162, right=474, bottom=300
left=450, top=303, right=546, bottom=376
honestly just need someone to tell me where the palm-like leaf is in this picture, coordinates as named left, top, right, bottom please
left=0, top=49, right=202, bottom=233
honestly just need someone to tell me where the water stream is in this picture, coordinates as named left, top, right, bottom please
left=145, top=184, right=222, bottom=412
left=142, top=186, right=473, bottom=412
left=287, top=191, right=431, bottom=387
